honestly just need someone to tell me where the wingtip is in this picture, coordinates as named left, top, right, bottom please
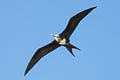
left=90, top=6, right=97, bottom=10
left=24, top=69, right=29, bottom=76
left=24, top=71, right=27, bottom=76
left=92, top=6, right=97, bottom=9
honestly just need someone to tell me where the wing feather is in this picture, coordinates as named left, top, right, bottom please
left=24, top=40, right=60, bottom=75
left=60, top=6, right=96, bottom=38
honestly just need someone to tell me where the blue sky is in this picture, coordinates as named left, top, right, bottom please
left=0, top=0, right=120, bottom=80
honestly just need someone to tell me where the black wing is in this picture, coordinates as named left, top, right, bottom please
left=24, top=40, right=60, bottom=76
left=60, top=6, right=96, bottom=38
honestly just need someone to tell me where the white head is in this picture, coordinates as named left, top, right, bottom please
left=54, top=34, right=59, bottom=37
left=53, top=34, right=61, bottom=42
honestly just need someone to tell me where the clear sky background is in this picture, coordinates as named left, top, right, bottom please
left=0, top=0, right=120, bottom=80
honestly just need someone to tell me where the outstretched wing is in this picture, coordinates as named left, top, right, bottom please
left=24, top=40, right=60, bottom=76
left=60, top=6, right=96, bottom=38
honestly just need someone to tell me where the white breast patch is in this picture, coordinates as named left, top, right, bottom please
left=59, top=38, right=66, bottom=45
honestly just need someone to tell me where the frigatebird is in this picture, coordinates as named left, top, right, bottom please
left=24, top=6, right=96, bottom=76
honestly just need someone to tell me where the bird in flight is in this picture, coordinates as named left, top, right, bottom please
left=24, top=6, right=96, bottom=76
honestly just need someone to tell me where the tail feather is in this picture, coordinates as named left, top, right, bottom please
left=66, top=46, right=75, bottom=57
left=65, top=43, right=80, bottom=57
left=69, top=44, right=80, bottom=50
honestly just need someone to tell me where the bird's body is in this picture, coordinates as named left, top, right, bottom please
left=24, top=6, right=97, bottom=76
left=54, top=34, right=67, bottom=45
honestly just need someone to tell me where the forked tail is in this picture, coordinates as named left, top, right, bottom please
left=65, top=43, right=80, bottom=57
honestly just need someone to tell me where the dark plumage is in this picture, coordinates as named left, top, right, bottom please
left=24, top=6, right=96, bottom=76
